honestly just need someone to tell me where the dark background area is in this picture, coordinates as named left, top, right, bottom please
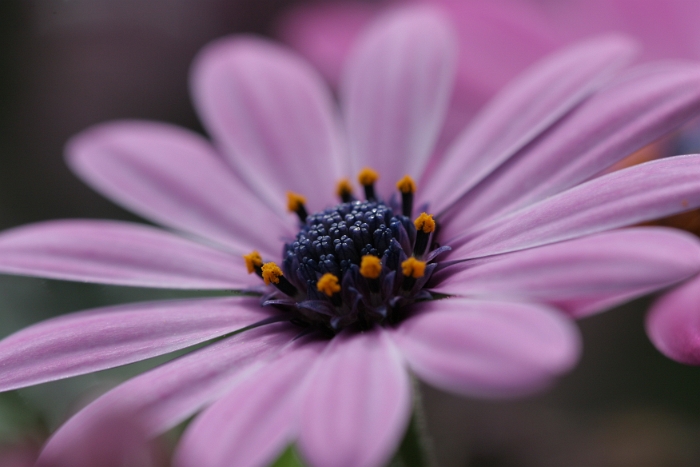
left=0, top=1, right=699, bottom=466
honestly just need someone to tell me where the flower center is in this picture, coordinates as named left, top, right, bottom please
left=244, top=169, right=449, bottom=332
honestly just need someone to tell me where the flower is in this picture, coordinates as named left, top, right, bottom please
left=277, top=0, right=700, bottom=145
left=279, top=0, right=700, bottom=371
left=277, top=0, right=560, bottom=142
left=2, top=6, right=700, bottom=467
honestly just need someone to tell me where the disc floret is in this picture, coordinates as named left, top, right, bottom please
left=244, top=170, right=449, bottom=332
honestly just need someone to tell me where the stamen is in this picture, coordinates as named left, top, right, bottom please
left=261, top=262, right=283, bottom=285
left=261, top=262, right=298, bottom=297
left=317, top=273, right=341, bottom=296
left=360, top=255, right=382, bottom=293
left=287, top=192, right=308, bottom=223
left=358, top=167, right=379, bottom=201
left=402, top=257, right=426, bottom=279
left=317, top=273, right=342, bottom=306
left=279, top=197, right=444, bottom=331
left=336, top=178, right=354, bottom=203
left=396, top=175, right=416, bottom=217
left=359, top=255, right=382, bottom=279
left=413, top=212, right=435, bottom=256
left=401, top=257, right=426, bottom=291
left=414, top=212, right=436, bottom=233
left=243, top=250, right=263, bottom=276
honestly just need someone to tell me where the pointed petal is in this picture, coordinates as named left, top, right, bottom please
left=440, top=62, right=700, bottom=237
left=392, top=298, right=580, bottom=397
left=0, top=220, right=253, bottom=289
left=174, top=336, right=326, bottom=467
left=67, top=120, right=291, bottom=258
left=647, top=275, right=700, bottom=365
left=0, top=297, right=274, bottom=391
left=299, top=329, right=411, bottom=467
left=433, top=228, right=700, bottom=318
left=421, top=35, right=637, bottom=214
left=341, top=6, right=457, bottom=197
left=449, top=155, right=700, bottom=259
left=36, top=412, right=155, bottom=467
left=38, top=323, right=297, bottom=465
left=191, top=36, right=345, bottom=214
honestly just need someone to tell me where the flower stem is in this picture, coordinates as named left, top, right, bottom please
left=390, top=380, right=436, bottom=467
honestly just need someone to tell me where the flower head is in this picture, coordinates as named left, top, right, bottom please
left=2, top=6, right=700, bottom=467
left=278, top=0, right=700, bottom=133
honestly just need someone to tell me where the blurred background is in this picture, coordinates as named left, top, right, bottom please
left=0, top=1, right=699, bottom=466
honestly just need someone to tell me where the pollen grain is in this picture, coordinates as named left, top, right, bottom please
left=414, top=212, right=436, bottom=233
left=243, top=251, right=262, bottom=274
left=360, top=255, right=382, bottom=279
left=402, top=258, right=426, bottom=279
left=287, top=192, right=307, bottom=213
left=261, top=262, right=283, bottom=285
left=317, top=273, right=341, bottom=296
left=396, top=175, right=416, bottom=194
left=358, top=167, right=379, bottom=186
left=336, top=178, right=353, bottom=198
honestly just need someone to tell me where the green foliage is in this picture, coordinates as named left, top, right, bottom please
left=271, top=445, right=306, bottom=467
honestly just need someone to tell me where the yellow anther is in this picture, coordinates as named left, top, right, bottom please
left=396, top=175, right=416, bottom=194
left=360, top=255, right=382, bottom=279
left=261, top=262, right=283, bottom=285
left=336, top=178, right=353, bottom=198
left=414, top=212, right=436, bottom=234
left=287, top=192, right=307, bottom=213
left=402, top=258, right=426, bottom=279
left=243, top=251, right=263, bottom=274
left=317, top=273, right=341, bottom=296
left=358, top=167, right=379, bottom=186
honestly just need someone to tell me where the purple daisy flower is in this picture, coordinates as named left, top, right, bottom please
left=3, top=6, right=700, bottom=467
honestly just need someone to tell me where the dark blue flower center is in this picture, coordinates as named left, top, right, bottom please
left=268, top=200, right=445, bottom=331
left=284, top=201, right=412, bottom=281
left=245, top=171, right=449, bottom=333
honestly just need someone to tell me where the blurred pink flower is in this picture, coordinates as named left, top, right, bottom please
left=1, top=6, right=700, bottom=467
left=0, top=410, right=161, bottom=467
left=37, top=411, right=161, bottom=467
left=277, top=0, right=700, bottom=143
left=278, top=0, right=559, bottom=142
left=534, top=0, right=700, bottom=62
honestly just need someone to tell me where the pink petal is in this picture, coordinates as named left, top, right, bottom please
left=0, top=219, right=253, bottom=289
left=0, top=297, right=274, bottom=391
left=174, top=335, right=326, bottom=467
left=36, top=412, right=156, bottom=467
left=393, top=298, right=580, bottom=397
left=66, top=120, right=291, bottom=259
left=38, top=323, right=297, bottom=464
left=341, top=5, right=457, bottom=198
left=421, top=35, right=637, bottom=215
left=647, top=275, right=700, bottom=365
left=275, top=2, right=377, bottom=86
left=278, top=0, right=560, bottom=148
left=441, top=62, right=700, bottom=238
left=299, top=329, right=411, bottom=467
left=191, top=36, right=345, bottom=215
left=448, top=154, right=700, bottom=259
left=433, top=228, right=700, bottom=318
